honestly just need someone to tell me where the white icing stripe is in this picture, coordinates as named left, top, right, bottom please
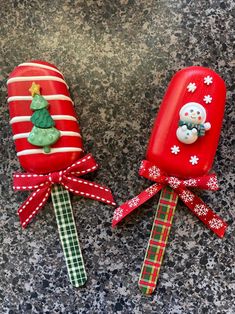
left=10, top=115, right=77, bottom=124
left=7, top=76, right=68, bottom=88
left=17, top=62, right=64, bottom=77
left=8, top=95, right=73, bottom=104
left=17, top=147, right=83, bottom=156
left=13, top=131, right=81, bottom=140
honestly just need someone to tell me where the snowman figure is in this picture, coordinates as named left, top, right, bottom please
left=176, top=102, right=211, bottom=144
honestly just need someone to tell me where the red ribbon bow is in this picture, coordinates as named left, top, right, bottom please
left=112, top=160, right=227, bottom=238
left=14, top=154, right=116, bottom=228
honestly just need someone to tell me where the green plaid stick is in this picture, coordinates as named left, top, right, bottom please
left=51, top=184, right=87, bottom=287
left=138, top=186, right=178, bottom=294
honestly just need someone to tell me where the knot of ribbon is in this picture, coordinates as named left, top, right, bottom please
left=48, top=171, right=63, bottom=184
left=112, top=160, right=227, bottom=238
left=14, top=154, right=116, bottom=228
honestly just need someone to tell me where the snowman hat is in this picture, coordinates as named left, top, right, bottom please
left=180, top=102, right=207, bottom=123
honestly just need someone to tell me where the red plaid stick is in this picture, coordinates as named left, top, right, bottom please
left=138, top=186, right=178, bottom=294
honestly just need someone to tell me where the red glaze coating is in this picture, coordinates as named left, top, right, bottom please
left=146, top=66, right=226, bottom=178
left=8, top=60, right=83, bottom=174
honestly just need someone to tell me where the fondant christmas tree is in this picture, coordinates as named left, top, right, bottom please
left=28, top=82, right=60, bottom=153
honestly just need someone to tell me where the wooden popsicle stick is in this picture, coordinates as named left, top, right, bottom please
left=51, top=185, right=87, bottom=287
left=138, top=186, right=178, bottom=294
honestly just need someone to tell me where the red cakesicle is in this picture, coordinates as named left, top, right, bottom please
left=8, top=61, right=116, bottom=288
left=7, top=60, right=87, bottom=287
left=112, top=66, right=227, bottom=295
left=8, top=60, right=83, bottom=174
left=138, top=66, right=226, bottom=294
left=147, top=66, right=226, bottom=178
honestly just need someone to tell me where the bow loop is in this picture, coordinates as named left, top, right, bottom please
left=13, top=173, right=49, bottom=191
left=139, top=160, right=219, bottom=191
left=139, top=161, right=166, bottom=183
left=184, top=174, right=219, bottom=191
left=64, top=153, right=98, bottom=176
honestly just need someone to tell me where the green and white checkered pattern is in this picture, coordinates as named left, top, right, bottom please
left=51, top=185, right=87, bottom=287
left=138, top=186, right=178, bottom=294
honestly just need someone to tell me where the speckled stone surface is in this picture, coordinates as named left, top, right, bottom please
left=0, top=1, right=234, bottom=313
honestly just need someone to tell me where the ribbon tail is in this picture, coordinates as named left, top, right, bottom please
left=112, top=183, right=163, bottom=227
left=178, top=188, right=227, bottom=238
left=51, top=185, right=87, bottom=287
left=18, top=186, right=51, bottom=228
left=138, top=186, right=178, bottom=295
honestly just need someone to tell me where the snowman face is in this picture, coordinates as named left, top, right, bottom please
left=179, top=102, right=207, bottom=124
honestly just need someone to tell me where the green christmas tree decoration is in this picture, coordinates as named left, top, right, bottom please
left=30, top=94, right=49, bottom=110
left=27, top=82, right=60, bottom=153
left=31, top=108, right=55, bottom=128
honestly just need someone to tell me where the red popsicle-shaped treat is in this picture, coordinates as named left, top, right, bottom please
left=147, top=66, right=226, bottom=178
left=8, top=61, right=115, bottom=288
left=112, top=66, right=227, bottom=295
left=8, top=60, right=83, bottom=174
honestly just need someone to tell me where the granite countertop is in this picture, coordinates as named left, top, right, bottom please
left=0, top=1, right=234, bottom=313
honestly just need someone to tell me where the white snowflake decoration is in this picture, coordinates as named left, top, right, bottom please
left=168, top=177, right=181, bottom=189
left=194, top=204, right=209, bottom=216
left=128, top=197, right=140, bottom=208
left=113, top=207, right=123, bottom=221
left=203, top=95, right=212, bottom=104
left=180, top=190, right=195, bottom=203
left=189, top=155, right=199, bottom=165
left=184, top=179, right=197, bottom=187
left=171, top=145, right=180, bottom=155
left=187, top=82, right=197, bottom=93
left=207, top=177, right=219, bottom=191
left=204, top=76, right=213, bottom=85
left=209, top=218, right=223, bottom=229
left=146, top=184, right=159, bottom=196
left=149, top=166, right=160, bottom=179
